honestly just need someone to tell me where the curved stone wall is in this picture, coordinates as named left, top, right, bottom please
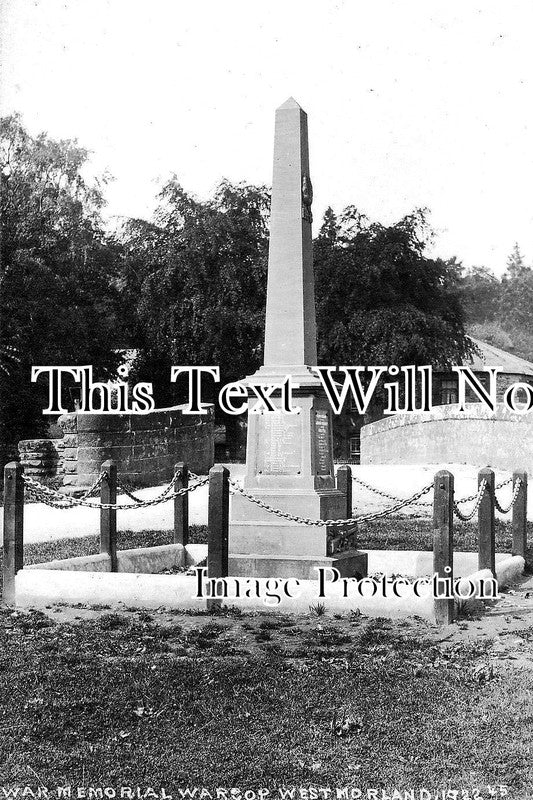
left=18, top=439, right=61, bottom=478
left=56, top=406, right=215, bottom=487
left=360, top=403, right=533, bottom=471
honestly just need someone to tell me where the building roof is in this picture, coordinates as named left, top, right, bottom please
left=467, top=337, right=533, bottom=377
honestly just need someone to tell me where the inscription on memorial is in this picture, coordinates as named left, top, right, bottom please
left=315, top=409, right=331, bottom=475
left=255, top=413, right=302, bottom=475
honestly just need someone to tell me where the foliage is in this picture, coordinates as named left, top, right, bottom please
left=0, top=115, right=123, bottom=460
left=504, top=326, right=533, bottom=363
left=500, top=270, right=533, bottom=333
left=505, top=242, right=528, bottom=280
left=459, top=243, right=533, bottom=363
left=468, top=321, right=514, bottom=351
left=121, top=196, right=476, bottom=416
left=3, top=114, right=517, bottom=463
left=458, top=265, right=501, bottom=324
left=314, top=207, right=473, bottom=368
left=119, top=178, right=270, bottom=407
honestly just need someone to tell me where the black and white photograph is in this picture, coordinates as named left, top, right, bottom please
left=2, top=0, right=533, bottom=794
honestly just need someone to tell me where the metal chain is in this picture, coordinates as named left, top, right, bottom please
left=229, top=479, right=433, bottom=527
left=21, top=469, right=208, bottom=510
left=352, top=473, right=513, bottom=508
left=492, top=478, right=522, bottom=514
left=115, top=481, right=144, bottom=504
left=19, top=464, right=522, bottom=521
left=452, top=477, right=520, bottom=520
left=78, top=474, right=105, bottom=500
left=351, top=475, right=433, bottom=507
left=21, top=483, right=75, bottom=509
left=19, top=472, right=105, bottom=509
left=453, top=479, right=487, bottom=522
left=453, top=476, right=513, bottom=505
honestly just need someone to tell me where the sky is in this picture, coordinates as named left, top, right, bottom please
left=1, top=0, right=532, bottom=275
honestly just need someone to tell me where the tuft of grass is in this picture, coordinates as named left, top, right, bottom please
left=258, top=616, right=295, bottom=630
left=254, top=629, right=272, bottom=642
left=97, top=612, right=129, bottom=630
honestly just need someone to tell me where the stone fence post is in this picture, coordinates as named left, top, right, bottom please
left=433, top=469, right=454, bottom=625
left=174, top=462, right=189, bottom=546
left=3, top=462, right=24, bottom=606
left=207, top=465, right=229, bottom=610
left=100, top=459, right=117, bottom=572
left=478, top=467, right=495, bottom=575
left=512, top=470, right=528, bottom=559
left=336, top=465, right=352, bottom=519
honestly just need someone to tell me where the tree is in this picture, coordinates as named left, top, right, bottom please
left=499, top=243, right=533, bottom=332
left=120, top=178, right=270, bottom=409
left=468, top=321, right=514, bottom=351
left=454, top=243, right=533, bottom=362
left=0, top=115, right=122, bottom=463
left=505, top=243, right=529, bottom=280
left=314, top=207, right=473, bottom=368
left=124, top=196, right=475, bottom=434
left=458, top=265, right=501, bottom=323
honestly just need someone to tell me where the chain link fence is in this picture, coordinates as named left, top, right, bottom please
left=16, top=464, right=524, bottom=526
left=229, top=479, right=434, bottom=527
left=21, top=469, right=208, bottom=510
left=3, top=459, right=529, bottom=622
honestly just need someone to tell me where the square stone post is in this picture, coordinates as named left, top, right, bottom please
left=100, top=459, right=117, bottom=572
left=478, top=467, right=495, bottom=576
left=173, top=462, right=189, bottom=546
left=433, top=470, right=454, bottom=625
left=3, top=462, right=24, bottom=606
left=511, top=470, right=527, bottom=558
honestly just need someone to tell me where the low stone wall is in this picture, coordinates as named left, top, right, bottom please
left=18, top=406, right=214, bottom=487
left=57, top=407, right=215, bottom=487
left=360, top=403, right=533, bottom=472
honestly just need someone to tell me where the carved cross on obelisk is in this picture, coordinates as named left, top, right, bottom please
left=229, top=99, right=367, bottom=581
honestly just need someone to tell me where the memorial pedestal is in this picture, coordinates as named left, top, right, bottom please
left=229, top=387, right=368, bottom=580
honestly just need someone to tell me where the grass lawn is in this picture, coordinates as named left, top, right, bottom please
left=1, top=519, right=532, bottom=790
left=0, top=607, right=533, bottom=791
left=18, top=518, right=533, bottom=570
left=357, top=517, right=533, bottom=554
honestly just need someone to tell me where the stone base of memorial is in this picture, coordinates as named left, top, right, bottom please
left=228, top=551, right=368, bottom=581
left=229, top=373, right=368, bottom=580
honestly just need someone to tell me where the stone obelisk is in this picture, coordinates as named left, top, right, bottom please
left=229, top=98, right=367, bottom=580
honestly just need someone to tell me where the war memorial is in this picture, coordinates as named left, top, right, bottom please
left=228, top=98, right=367, bottom=580
left=2, top=100, right=528, bottom=623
